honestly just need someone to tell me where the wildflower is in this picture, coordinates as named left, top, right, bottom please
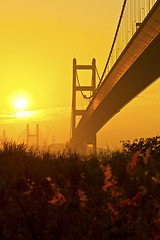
left=101, top=164, right=112, bottom=179
left=104, top=165, right=112, bottom=179
left=122, top=192, right=142, bottom=206
left=111, top=188, right=122, bottom=197
left=101, top=164, right=121, bottom=197
left=31, top=181, right=35, bottom=186
left=107, top=202, right=118, bottom=218
left=46, top=177, right=51, bottom=181
left=49, top=189, right=66, bottom=206
left=49, top=181, right=66, bottom=206
left=79, top=157, right=86, bottom=162
left=25, top=179, right=34, bottom=195
left=101, top=164, right=116, bottom=192
left=152, top=177, right=160, bottom=184
left=51, top=183, right=56, bottom=190
left=123, top=199, right=132, bottom=206
left=127, top=150, right=141, bottom=175
left=24, top=179, right=34, bottom=195
left=77, top=189, right=88, bottom=208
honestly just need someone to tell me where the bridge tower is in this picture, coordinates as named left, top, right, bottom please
left=26, top=124, right=39, bottom=147
left=71, top=58, right=96, bottom=152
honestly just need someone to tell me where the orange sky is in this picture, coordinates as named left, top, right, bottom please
left=0, top=0, right=160, bottom=149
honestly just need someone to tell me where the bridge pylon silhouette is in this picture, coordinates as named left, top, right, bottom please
left=27, top=124, right=39, bottom=147
left=71, top=58, right=96, bottom=152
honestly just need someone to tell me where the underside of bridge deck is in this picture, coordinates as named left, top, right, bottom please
left=71, top=2, right=160, bottom=152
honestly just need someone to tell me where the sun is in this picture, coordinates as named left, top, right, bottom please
left=14, top=98, right=27, bottom=110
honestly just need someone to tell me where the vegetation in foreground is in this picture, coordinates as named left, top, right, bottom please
left=0, top=137, right=160, bottom=240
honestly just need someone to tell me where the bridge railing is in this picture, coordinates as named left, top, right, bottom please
left=104, top=0, right=158, bottom=77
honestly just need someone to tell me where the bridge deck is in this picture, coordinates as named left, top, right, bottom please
left=72, top=1, right=160, bottom=146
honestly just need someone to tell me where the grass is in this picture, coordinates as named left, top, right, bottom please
left=0, top=137, right=160, bottom=239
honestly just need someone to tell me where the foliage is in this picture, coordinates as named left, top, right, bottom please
left=0, top=139, right=160, bottom=239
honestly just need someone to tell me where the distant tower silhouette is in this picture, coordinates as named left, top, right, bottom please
left=26, top=124, right=39, bottom=147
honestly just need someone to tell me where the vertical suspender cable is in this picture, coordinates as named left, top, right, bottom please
left=98, top=0, right=128, bottom=88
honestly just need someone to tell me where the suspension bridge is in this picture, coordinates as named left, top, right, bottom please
left=0, top=124, right=55, bottom=149
left=70, top=0, right=160, bottom=152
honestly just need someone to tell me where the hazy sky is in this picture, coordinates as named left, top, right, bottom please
left=0, top=0, right=160, bottom=148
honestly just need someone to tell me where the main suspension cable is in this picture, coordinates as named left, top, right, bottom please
left=77, top=0, right=127, bottom=100
left=99, top=0, right=127, bottom=84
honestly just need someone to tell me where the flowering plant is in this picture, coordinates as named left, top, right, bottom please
left=0, top=138, right=160, bottom=239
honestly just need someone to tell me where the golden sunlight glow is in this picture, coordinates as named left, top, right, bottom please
left=13, top=111, right=35, bottom=118
left=14, top=98, right=27, bottom=110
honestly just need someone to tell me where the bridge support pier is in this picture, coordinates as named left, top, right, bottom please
left=70, top=133, right=96, bottom=154
left=91, top=134, right=97, bottom=153
left=93, top=135, right=97, bottom=153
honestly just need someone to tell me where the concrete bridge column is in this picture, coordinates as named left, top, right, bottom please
left=92, top=134, right=97, bottom=153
